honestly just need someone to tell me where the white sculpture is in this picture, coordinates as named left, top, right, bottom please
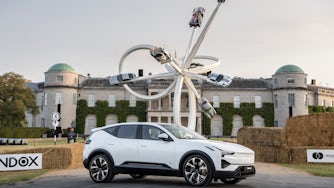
left=110, top=0, right=231, bottom=130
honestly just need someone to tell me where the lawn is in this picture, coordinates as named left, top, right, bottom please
left=0, top=169, right=49, bottom=185
left=280, top=163, right=334, bottom=177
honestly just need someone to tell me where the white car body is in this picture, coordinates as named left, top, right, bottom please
left=109, top=73, right=136, bottom=85
left=83, top=122, right=255, bottom=186
left=208, top=73, right=232, bottom=87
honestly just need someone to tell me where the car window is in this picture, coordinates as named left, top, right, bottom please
left=141, top=125, right=164, bottom=140
left=216, top=75, right=223, bottom=82
left=118, top=125, right=137, bottom=139
left=160, top=124, right=206, bottom=140
left=104, top=126, right=119, bottom=136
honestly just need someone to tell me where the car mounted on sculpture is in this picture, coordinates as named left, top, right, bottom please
left=83, top=122, right=255, bottom=186
left=189, top=7, right=205, bottom=27
left=208, top=72, right=232, bottom=87
left=109, top=73, right=136, bottom=85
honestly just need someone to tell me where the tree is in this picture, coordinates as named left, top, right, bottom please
left=0, top=72, right=39, bottom=127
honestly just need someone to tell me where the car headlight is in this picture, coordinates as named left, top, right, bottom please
left=210, top=146, right=235, bottom=157
left=221, top=151, right=235, bottom=158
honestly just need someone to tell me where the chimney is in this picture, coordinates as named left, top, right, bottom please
left=311, top=79, right=316, bottom=85
left=138, top=69, right=143, bottom=77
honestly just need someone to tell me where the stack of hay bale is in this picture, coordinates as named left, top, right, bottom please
left=238, top=112, right=334, bottom=164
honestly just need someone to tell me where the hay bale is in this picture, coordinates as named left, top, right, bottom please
left=238, top=127, right=286, bottom=147
left=0, top=143, right=85, bottom=169
left=288, top=146, right=334, bottom=164
left=237, top=127, right=288, bottom=163
left=286, top=113, right=334, bottom=147
left=289, top=147, right=307, bottom=164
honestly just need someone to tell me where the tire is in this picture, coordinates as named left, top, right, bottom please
left=183, top=154, right=213, bottom=186
left=88, top=154, right=115, bottom=183
left=220, top=178, right=242, bottom=184
left=130, top=174, right=147, bottom=179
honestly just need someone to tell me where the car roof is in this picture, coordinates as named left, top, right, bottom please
left=91, top=122, right=177, bottom=132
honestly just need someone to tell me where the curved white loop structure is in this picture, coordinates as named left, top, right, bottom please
left=118, top=44, right=177, bottom=100
left=115, top=1, right=227, bottom=130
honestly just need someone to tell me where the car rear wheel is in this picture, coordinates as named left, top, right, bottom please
left=130, top=174, right=147, bottom=179
left=220, top=178, right=242, bottom=184
left=89, top=154, right=114, bottom=183
left=183, top=154, right=213, bottom=186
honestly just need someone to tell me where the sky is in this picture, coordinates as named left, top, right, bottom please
left=0, top=0, right=334, bottom=87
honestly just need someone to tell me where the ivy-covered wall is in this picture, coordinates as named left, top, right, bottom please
left=76, top=99, right=147, bottom=134
left=202, top=102, right=274, bottom=136
left=309, top=105, right=334, bottom=113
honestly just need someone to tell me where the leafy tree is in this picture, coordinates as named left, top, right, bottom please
left=0, top=72, right=39, bottom=127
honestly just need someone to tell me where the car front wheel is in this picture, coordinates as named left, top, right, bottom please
left=89, top=154, right=114, bottom=183
left=183, top=154, right=213, bottom=186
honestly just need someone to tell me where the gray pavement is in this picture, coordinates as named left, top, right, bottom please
left=1, top=163, right=333, bottom=188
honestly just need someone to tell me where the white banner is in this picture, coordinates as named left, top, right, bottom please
left=0, top=153, right=42, bottom=171
left=307, top=149, right=334, bottom=163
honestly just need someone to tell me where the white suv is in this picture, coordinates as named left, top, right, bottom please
left=83, top=122, right=255, bottom=186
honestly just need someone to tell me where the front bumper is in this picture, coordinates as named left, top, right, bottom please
left=213, top=165, right=256, bottom=179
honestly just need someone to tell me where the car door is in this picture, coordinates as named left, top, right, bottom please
left=105, top=125, right=138, bottom=165
left=137, top=125, right=176, bottom=169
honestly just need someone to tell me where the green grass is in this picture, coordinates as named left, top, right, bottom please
left=281, top=163, right=334, bottom=177
left=0, top=169, right=49, bottom=185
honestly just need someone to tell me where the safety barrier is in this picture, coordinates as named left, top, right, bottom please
left=0, top=138, right=28, bottom=145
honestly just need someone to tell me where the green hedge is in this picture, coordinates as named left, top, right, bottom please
left=309, top=105, right=334, bottom=113
left=76, top=100, right=147, bottom=134
left=0, top=127, right=48, bottom=138
left=202, top=102, right=274, bottom=136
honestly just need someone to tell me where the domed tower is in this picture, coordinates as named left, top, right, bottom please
left=42, top=63, right=78, bottom=129
left=272, top=64, right=309, bottom=127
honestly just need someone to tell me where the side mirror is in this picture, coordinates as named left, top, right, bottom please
left=158, top=133, right=171, bottom=141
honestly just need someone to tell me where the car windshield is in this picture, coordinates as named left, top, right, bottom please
left=160, top=124, right=207, bottom=140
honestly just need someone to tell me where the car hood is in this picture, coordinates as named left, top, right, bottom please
left=190, top=139, right=254, bottom=153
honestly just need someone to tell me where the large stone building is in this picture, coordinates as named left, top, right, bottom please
left=26, top=63, right=334, bottom=136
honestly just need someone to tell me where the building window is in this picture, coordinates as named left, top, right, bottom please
left=109, top=95, right=116, bottom=107
left=304, top=94, right=308, bottom=106
left=273, top=78, right=278, bottom=84
left=43, top=92, right=47, bottom=106
left=323, top=99, right=326, bottom=107
left=213, top=96, right=220, bottom=108
left=129, top=95, right=136, bottom=107
left=56, top=75, right=64, bottom=82
left=332, top=101, right=334, bottom=107
left=274, top=94, right=278, bottom=108
left=233, top=96, right=240, bottom=108
left=55, top=92, right=63, bottom=104
left=255, top=96, right=262, bottom=108
left=287, top=78, right=294, bottom=84
left=88, top=95, right=95, bottom=107
left=41, top=118, right=45, bottom=127
left=288, top=93, right=295, bottom=107
left=274, top=121, right=278, bottom=127
left=72, top=93, right=77, bottom=105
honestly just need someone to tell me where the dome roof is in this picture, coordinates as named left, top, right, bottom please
left=275, top=64, right=304, bottom=75
left=47, top=63, right=75, bottom=73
